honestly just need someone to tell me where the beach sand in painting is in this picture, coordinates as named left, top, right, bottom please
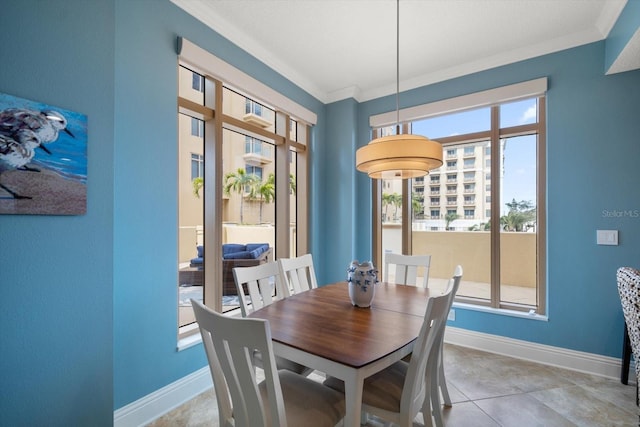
left=0, top=168, right=86, bottom=215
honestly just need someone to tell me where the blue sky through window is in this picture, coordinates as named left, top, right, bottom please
left=412, top=98, right=538, bottom=216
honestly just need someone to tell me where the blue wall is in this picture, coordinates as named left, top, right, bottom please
left=1, top=0, right=639, bottom=424
left=0, top=0, right=115, bottom=425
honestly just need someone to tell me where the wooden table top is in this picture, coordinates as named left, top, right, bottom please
left=248, top=282, right=433, bottom=368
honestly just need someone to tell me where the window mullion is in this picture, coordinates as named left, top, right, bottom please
left=203, top=77, right=224, bottom=313
left=490, top=106, right=500, bottom=308
left=536, top=97, right=547, bottom=315
left=275, top=111, right=291, bottom=259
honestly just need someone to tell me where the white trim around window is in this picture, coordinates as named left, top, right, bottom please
left=177, top=37, right=317, bottom=126
left=370, top=77, right=547, bottom=127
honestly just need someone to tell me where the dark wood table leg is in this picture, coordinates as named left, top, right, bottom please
left=621, top=323, right=631, bottom=385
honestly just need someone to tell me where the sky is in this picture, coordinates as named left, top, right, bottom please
left=411, top=98, right=538, bottom=216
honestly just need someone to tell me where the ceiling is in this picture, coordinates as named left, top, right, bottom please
left=171, top=0, right=630, bottom=104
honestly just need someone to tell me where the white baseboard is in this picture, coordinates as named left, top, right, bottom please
left=114, top=328, right=630, bottom=426
left=444, top=326, right=629, bottom=380
left=113, top=366, right=212, bottom=427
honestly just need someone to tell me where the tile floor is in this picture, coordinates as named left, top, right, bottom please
left=147, top=344, right=639, bottom=426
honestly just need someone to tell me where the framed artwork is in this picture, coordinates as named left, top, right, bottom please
left=0, top=92, right=87, bottom=215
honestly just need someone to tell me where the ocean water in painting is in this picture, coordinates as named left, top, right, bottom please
left=0, top=93, right=87, bottom=184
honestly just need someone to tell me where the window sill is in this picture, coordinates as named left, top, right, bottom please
left=452, top=302, right=548, bottom=321
left=177, top=307, right=243, bottom=351
left=177, top=323, right=202, bottom=351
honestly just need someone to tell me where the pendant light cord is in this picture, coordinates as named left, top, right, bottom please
left=396, top=0, right=400, bottom=134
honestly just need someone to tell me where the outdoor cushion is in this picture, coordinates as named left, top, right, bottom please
left=222, top=243, right=246, bottom=256
left=191, top=243, right=270, bottom=265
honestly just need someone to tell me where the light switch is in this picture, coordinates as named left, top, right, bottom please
left=596, top=230, right=618, bottom=245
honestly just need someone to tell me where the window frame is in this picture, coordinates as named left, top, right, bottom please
left=369, top=80, right=547, bottom=315
left=176, top=38, right=315, bottom=340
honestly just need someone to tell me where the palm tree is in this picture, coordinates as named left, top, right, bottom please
left=255, top=173, right=275, bottom=223
left=444, top=212, right=459, bottom=230
left=382, top=193, right=393, bottom=222
left=288, top=173, right=297, bottom=195
left=192, top=177, right=203, bottom=198
left=250, top=172, right=297, bottom=224
left=224, top=168, right=260, bottom=224
left=391, top=193, right=402, bottom=221
left=500, top=199, right=536, bottom=231
left=468, top=221, right=491, bottom=231
left=411, top=193, right=423, bottom=219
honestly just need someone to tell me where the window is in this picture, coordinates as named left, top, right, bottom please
left=245, top=99, right=263, bottom=116
left=191, top=117, right=203, bottom=137
left=192, top=72, right=204, bottom=92
left=245, top=136, right=262, bottom=155
left=374, top=79, right=546, bottom=315
left=245, top=165, right=263, bottom=180
left=177, top=40, right=314, bottom=338
left=447, top=160, right=457, bottom=169
left=191, top=153, right=203, bottom=180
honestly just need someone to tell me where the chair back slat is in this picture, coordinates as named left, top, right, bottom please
left=278, top=253, right=318, bottom=296
left=384, top=252, right=431, bottom=288
left=233, top=262, right=284, bottom=317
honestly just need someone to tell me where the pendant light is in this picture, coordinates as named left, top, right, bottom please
left=356, top=0, right=443, bottom=179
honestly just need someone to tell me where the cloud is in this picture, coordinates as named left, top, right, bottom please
left=519, top=104, right=536, bottom=124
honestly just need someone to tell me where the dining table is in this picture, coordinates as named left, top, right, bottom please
left=247, top=281, right=433, bottom=427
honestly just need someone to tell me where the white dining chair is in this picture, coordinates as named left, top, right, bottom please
left=384, top=252, right=431, bottom=288
left=324, top=283, right=452, bottom=427
left=190, top=299, right=345, bottom=427
left=431, top=265, right=463, bottom=426
left=233, top=261, right=287, bottom=317
left=278, top=253, right=318, bottom=296
left=233, top=261, right=313, bottom=376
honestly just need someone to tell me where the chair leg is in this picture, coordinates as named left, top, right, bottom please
left=621, top=323, right=631, bottom=385
left=427, top=345, right=449, bottom=427
left=438, top=344, right=452, bottom=407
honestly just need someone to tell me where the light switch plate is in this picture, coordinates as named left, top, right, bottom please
left=597, top=230, right=618, bottom=245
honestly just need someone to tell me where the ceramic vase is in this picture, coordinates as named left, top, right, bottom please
left=347, top=260, right=378, bottom=308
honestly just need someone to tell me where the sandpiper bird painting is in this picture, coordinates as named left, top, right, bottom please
left=0, top=92, right=87, bottom=215
left=0, top=130, right=43, bottom=199
left=0, top=108, right=74, bottom=149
